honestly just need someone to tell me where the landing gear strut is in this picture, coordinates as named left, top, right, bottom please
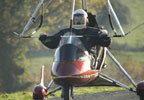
left=62, top=85, right=73, bottom=100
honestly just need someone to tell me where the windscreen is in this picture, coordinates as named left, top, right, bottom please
left=54, top=32, right=89, bottom=62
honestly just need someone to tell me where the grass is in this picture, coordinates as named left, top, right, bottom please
left=0, top=87, right=125, bottom=100
left=110, top=50, right=144, bottom=64
left=0, top=92, right=32, bottom=100
left=26, top=56, right=53, bottom=73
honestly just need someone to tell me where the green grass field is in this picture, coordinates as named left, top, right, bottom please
left=0, top=87, right=125, bottom=100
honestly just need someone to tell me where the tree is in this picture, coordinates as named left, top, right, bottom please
left=0, top=0, right=34, bottom=93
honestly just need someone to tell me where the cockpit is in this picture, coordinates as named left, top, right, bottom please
left=54, top=32, right=89, bottom=62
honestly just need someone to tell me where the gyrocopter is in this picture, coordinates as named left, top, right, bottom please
left=14, top=0, right=144, bottom=100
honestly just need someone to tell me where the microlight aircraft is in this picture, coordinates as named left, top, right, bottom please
left=14, top=0, right=144, bottom=100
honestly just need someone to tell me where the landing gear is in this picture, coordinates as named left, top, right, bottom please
left=63, top=85, right=73, bottom=100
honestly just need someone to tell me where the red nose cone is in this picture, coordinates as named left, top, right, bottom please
left=33, top=85, right=47, bottom=100
left=56, top=62, right=80, bottom=76
left=137, top=81, right=144, bottom=96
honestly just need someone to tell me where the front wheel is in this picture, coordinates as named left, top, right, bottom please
left=63, top=85, right=72, bottom=100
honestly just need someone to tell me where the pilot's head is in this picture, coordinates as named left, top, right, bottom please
left=73, top=9, right=88, bottom=29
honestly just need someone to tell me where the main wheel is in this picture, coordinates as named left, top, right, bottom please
left=63, top=85, right=72, bottom=100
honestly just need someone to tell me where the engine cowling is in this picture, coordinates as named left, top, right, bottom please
left=33, top=85, right=47, bottom=100
left=136, top=81, right=144, bottom=96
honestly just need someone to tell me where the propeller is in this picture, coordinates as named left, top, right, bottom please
left=33, top=65, right=47, bottom=100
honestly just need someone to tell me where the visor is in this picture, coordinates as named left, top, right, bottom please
left=73, top=14, right=85, bottom=25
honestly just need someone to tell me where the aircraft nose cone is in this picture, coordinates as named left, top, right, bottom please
left=56, top=62, right=80, bottom=76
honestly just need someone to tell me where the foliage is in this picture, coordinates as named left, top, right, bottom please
left=122, top=59, right=144, bottom=83
left=0, top=0, right=34, bottom=93
left=0, top=92, right=32, bottom=100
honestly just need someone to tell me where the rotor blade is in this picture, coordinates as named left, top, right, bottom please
left=40, top=65, right=45, bottom=86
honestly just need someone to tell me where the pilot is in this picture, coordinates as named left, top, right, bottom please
left=39, top=9, right=111, bottom=69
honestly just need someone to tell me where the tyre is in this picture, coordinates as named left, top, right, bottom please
left=63, top=85, right=72, bottom=100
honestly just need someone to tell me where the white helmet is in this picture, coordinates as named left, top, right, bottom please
left=73, top=9, right=88, bottom=29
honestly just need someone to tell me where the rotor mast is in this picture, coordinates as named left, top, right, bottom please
left=82, top=0, right=88, bottom=12
left=70, top=0, right=75, bottom=35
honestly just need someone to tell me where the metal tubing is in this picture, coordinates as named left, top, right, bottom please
left=48, top=86, right=61, bottom=95
left=71, top=0, right=75, bottom=21
left=21, top=35, right=40, bottom=38
left=106, top=49, right=137, bottom=87
left=100, top=74, right=136, bottom=92
left=47, top=80, right=54, bottom=90
left=70, top=0, right=75, bottom=35
left=20, top=0, right=44, bottom=37
left=70, top=0, right=75, bottom=29
left=82, top=0, right=87, bottom=12
left=107, top=0, right=125, bottom=36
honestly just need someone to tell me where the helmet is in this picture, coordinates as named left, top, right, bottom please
left=73, top=9, right=88, bottom=29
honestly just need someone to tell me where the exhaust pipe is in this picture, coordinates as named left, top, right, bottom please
left=33, top=65, right=47, bottom=100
